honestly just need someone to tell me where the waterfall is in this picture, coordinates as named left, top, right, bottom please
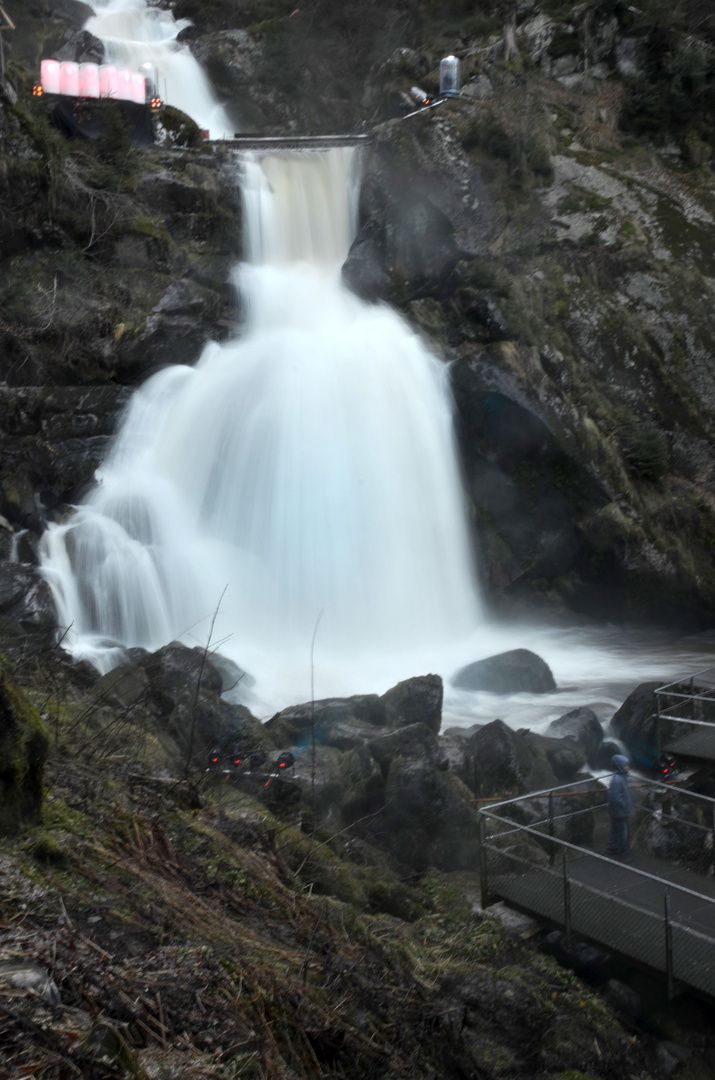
left=84, top=0, right=234, bottom=138
left=40, top=147, right=485, bottom=710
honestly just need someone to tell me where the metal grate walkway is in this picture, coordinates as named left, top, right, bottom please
left=479, top=776, right=715, bottom=1000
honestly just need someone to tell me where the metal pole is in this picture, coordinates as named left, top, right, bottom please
left=711, top=805, right=715, bottom=878
left=479, top=815, right=489, bottom=910
left=664, top=887, right=674, bottom=1001
left=563, top=850, right=572, bottom=948
left=548, top=790, right=555, bottom=867
left=655, top=692, right=661, bottom=755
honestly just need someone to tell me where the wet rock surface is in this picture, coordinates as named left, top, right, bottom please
left=453, top=648, right=557, bottom=694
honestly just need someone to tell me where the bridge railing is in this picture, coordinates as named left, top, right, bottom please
left=478, top=775, right=715, bottom=998
left=655, top=666, right=715, bottom=756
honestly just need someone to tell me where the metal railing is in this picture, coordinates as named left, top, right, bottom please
left=655, top=667, right=715, bottom=760
left=478, top=775, right=715, bottom=999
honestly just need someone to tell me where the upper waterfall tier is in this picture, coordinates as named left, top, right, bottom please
left=85, top=0, right=234, bottom=138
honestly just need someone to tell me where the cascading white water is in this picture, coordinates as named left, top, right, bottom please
left=85, top=0, right=234, bottom=138
left=41, top=147, right=487, bottom=711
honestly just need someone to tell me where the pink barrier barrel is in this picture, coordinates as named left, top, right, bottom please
left=79, top=63, right=100, bottom=99
left=40, top=59, right=61, bottom=95
left=59, top=61, right=80, bottom=97
left=99, top=64, right=119, bottom=98
left=130, top=72, right=146, bottom=105
left=118, top=68, right=134, bottom=101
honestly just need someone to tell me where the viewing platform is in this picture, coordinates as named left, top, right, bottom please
left=479, top=775, right=715, bottom=1001
left=656, top=666, right=715, bottom=766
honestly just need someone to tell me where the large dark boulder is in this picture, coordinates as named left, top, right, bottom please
left=339, top=744, right=386, bottom=823
left=609, top=681, right=667, bottom=766
left=381, top=741, right=480, bottom=872
left=523, top=732, right=586, bottom=781
left=92, top=644, right=265, bottom=772
left=381, top=674, right=442, bottom=735
left=545, top=707, right=604, bottom=764
left=265, top=674, right=443, bottom=750
left=0, top=666, right=49, bottom=833
left=265, top=695, right=384, bottom=752
left=369, top=722, right=439, bottom=775
left=140, top=642, right=224, bottom=715
left=0, top=565, right=56, bottom=630
left=463, top=718, right=558, bottom=798
left=0, top=564, right=57, bottom=660
left=593, top=736, right=630, bottom=771
left=54, top=29, right=104, bottom=63
left=343, top=191, right=458, bottom=304
left=165, top=687, right=266, bottom=773
left=453, top=649, right=556, bottom=695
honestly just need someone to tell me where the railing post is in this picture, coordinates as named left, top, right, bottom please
left=655, top=692, right=661, bottom=755
left=548, top=790, right=555, bottom=867
left=664, top=887, right=674, bottom=1001
left=479, top=814, right=489, bottom=910
left=711, top=805, right=715, bottom=878
left=563, top=850, right=572, bottom=948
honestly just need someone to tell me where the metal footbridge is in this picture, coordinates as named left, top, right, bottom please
left=219, top=134, right=373, bottom=151
left=479, top=774, right=715, bottom=1001
left=656, top=666, right=715, bottom=766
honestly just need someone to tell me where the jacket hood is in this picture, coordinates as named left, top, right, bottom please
left=612, top=754, right=630, bottom=773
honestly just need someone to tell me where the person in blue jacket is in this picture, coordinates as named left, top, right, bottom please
left=607, top=754, right=632, bottom=856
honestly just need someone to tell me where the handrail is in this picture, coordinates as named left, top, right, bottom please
left=478, top=771, right=715, bottom=810
left=658, top=713, right=715, bottom=729
left=480, top=809, right=715, bottom=908
left=655, top=666, right=715, bottom=693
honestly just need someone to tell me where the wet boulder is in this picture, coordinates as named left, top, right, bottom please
left=439, top=727, right=475, bottom=773
left=593, top=736, right=630, bottom=771
left=339, top=744, right=386, bottom=823
left=609, top=682, right=667, bottom=766
left=0, top=565, right=56, bottom=630
left=381, top=674, right=442, bottom=735
left=0, top=565, right=57, bottom=660
left=523, top=731, right=586, bottom=781
left=140, top=642, right=224, bottom=715
left=463, top=718, right=558, bottom=798
left=164, top=687, right=266, bottom=773
left=545, top=707, right=604, bottom=764
left=343, top=189, right=458, bottom=304
left=369, top=722, right=439, bottom=775
left=54, top=28, right=104, bottom=64
left=381, top=742, right=480, bottom=872
left=453, top=649, right=556, bottom=695
left=289, top=744, right=345, bottom=815
left=265, top=695, right=384, bottom=752
left=0, top=666, right=49, bottom=833
left=265, top=674, right=443, bottom=751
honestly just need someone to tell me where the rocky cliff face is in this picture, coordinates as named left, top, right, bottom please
left=1, top=0, right=715, bottom=628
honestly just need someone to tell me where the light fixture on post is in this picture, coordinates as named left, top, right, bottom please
left=439, top=54, right=461, bottom=98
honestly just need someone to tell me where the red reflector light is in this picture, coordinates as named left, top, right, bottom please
left=211, top=757, right=219, bottom=762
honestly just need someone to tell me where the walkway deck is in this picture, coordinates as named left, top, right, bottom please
left=490, top=851, right=715, bottom=999
left=220, top=134, right=372, bottom=151
left=664, top=728, right=715, bottom=765
left=480, top=772, right=715, bottom=1000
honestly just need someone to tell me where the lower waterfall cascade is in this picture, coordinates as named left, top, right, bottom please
left=40, top=147, right=492, bottom=714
